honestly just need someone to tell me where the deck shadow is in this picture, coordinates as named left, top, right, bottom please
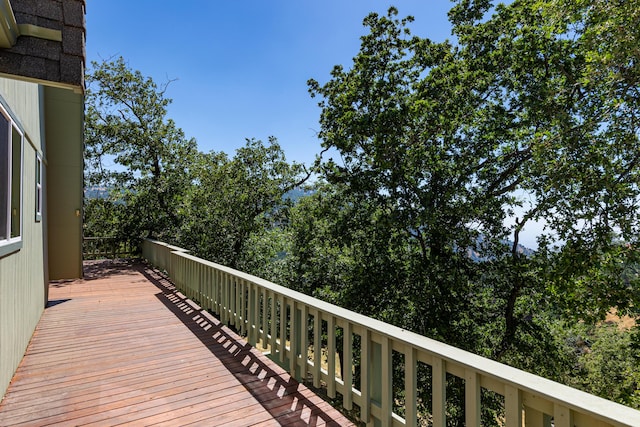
left=45, top=298, right=71, bottom=308
left=139, top=264, right=347, bottom=427
left=83, top=258, right=141, bottom=280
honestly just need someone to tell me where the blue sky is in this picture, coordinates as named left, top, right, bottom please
left=86, top=1, right=455, bottom=166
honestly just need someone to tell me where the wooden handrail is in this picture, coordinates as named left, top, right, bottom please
left=142, top=238, right=640, bottom=427
left=83, top=236, right=140, bottom=260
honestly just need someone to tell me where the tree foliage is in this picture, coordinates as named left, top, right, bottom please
left=83, top=0, right=640, bottom=416
left=306, top=1, right=640, bottom=368
left=85, top=57, right=197, bottom=241
left=180, top=137, right=305, bottom=269
left=84, top=58, right=305, bottom=275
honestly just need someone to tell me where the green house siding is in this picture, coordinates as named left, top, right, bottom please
left=0, top=0, right=85, bottom=402
left=0, top=79, right=47, bottom=399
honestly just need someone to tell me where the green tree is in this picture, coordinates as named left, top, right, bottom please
left=307, top=9, right=487, bottom=350
left=307, top=1, right=640, bottom=363
left=296, top=2, right=640, bottom=420
left=84, top=57, right=197, bottom=241
left=180, top=138, right=305, bottom=269
left=448, top=0, right=640, bottom=345
left=557, top=320, right=640, bottom=409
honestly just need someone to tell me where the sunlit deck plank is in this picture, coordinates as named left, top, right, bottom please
left=0, top=260, right=353, bottom=426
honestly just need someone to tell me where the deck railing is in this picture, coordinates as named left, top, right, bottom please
left=142, top=238, right=640, bottom=427
left=83, top=237, right=140, bottom=260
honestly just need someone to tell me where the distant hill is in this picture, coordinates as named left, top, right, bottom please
left=84, top=186, right=110, bottom=199
left=86, top=184, right=535, bottom=259
left=466, top=238, right=535, bottom=261
left=284, top=187, right=315, bottom=203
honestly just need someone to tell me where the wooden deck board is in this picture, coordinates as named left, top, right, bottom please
left=0, top=260, right=354, bottom=426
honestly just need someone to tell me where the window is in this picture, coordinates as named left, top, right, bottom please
left=35, top=152, right=42, bottom=222
left=0, top=104, right=23, bottom=255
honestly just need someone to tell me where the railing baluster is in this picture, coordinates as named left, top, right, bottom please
left=360, top=329, right=371, bottom=423
left=505, top=385, right=522, bottom=427
left=198, top=262, right=204, bottom=303
left=210, top=267, right=220, bottom=316
left=222, top=273, right=229, bottom=325
left=190, top=261, right=196, bottom=300
left=194, top=260, right=199, bottom=300
left=299, top=302, right=308, bottom=382
left=202, top=266, right=209, bottom=309
left=554, top=404, right=573, bottom=427
left=465, top=369, right=481, bottom=427
left=313, top=309, right=321, bottom=388
left=215, top=269, right=221, bottom=314
left=261, top=287, right=268, bottom=349
left=241, top=280, right=247, bottom=336
left=188, top=258, right=193, bottom=298
left=343, top=321, right=353, bottom=411
left=269, top=290, right=277, bottom=356
left=524, top=406, right=543, bottom=425
left=289, top=300, right=299, bottom=378
left=230, top=277, right=237, bottom=327
left=278, top=294, right=286, bottom=365
left=405, top=347, right=417, bottom=427
left=248, top=282, right=257, bottom=346
left=327, top=315, right=336, bottom=399
left=381, top=336, right=392, bottom=426
left=432, top=357, right=446, bottom=427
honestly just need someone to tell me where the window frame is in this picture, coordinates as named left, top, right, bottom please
left=0, top=102, right=23, bottom=258
left=35, top=151, right=42, bottom=222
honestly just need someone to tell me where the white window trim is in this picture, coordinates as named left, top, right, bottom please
left=35, top=151, right=42, bottom=222
left=0, top=101, right=23, bottom=258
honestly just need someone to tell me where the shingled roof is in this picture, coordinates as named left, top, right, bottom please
left=0, top=0, right=85, bottom=91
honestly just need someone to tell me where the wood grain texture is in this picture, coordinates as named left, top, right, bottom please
left=0, top=260, right=354, bottom=427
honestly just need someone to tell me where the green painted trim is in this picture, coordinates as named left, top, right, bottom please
left=0, top=0, right=18, bottom=48
left=0, top=92, right=25, bottom=134
left=0, top=1, right=62, bottom=48
left=0, top=240, right=21, bottom=258
left=17, top=24, right=62, bottom=43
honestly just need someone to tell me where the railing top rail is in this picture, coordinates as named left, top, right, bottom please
left=160, top=243, right=640, bottom=426
left=145, top=238, right=189, bottom=254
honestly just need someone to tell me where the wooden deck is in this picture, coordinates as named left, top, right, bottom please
left=0, top=260, right=355, bottom=426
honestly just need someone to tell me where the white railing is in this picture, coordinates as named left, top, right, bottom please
left=142, top=238, right=640, bottom=427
